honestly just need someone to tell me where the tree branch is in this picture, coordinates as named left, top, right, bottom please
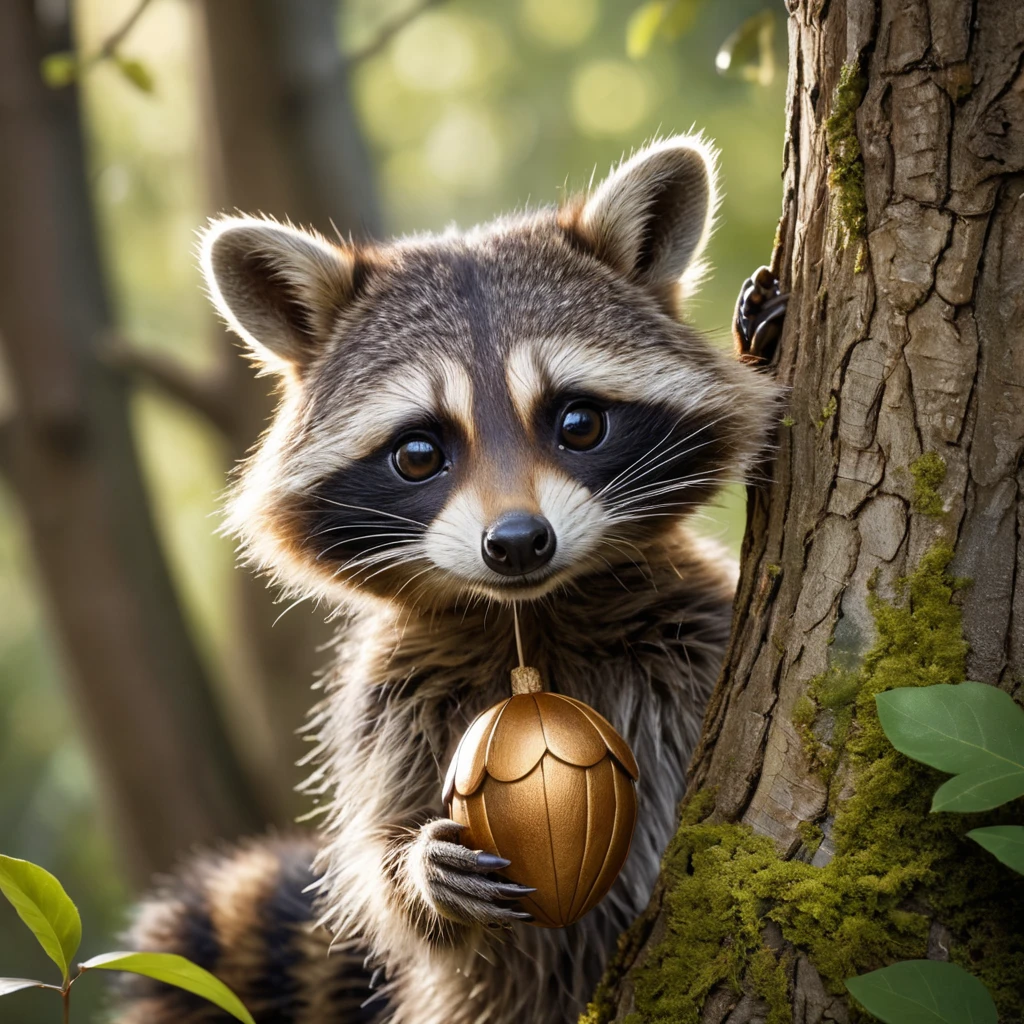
left=345, top=0, right=446, bottom=66
left=104, top=336, right=236, bottom=436
left=95, top=0, right=154, bottom=60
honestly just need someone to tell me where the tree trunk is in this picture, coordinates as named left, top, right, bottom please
left=0, top=0, right=266, bottom=883
left=592, top=1, right=1024, bottom=1021
left=192, top=0, right=383, bottom=815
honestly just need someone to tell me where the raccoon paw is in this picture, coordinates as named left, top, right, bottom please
left=734, top=265, right=787, bottom=364
left=408, top=819, right=535, bottom=927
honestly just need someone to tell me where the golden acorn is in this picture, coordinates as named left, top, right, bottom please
left=442, top=666, right=639, bottom=928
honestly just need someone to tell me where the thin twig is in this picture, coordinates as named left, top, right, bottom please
left=345, top=0, right=446, bottom=66
left=96, top=0, right=155, bottom=61
left=103, top=337, right=236, bottom=436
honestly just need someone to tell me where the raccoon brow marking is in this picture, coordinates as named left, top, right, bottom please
left=504, top=337, right=717, bottom=430
left=313, top=358, right=473, bottom=466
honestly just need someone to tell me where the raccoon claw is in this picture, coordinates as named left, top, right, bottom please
left=476, top=852, right=511, bottom=870
left=369, top=965, right=386, bottom=990
left=411, top=818, right=534, bottom=927
left=734, top=265, right=787, bottom=364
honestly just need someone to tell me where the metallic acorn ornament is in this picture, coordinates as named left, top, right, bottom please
left=443, top=663, right=639, bottom=928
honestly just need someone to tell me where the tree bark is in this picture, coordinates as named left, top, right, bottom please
left=0, top=0, right=266, bottom=883
left=192, top=0, right=383, bottom=815
left=595, top=1, right=1024, bottom=1021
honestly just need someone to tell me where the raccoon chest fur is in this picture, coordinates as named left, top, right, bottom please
left=307, top=531, right=735, bottom=1024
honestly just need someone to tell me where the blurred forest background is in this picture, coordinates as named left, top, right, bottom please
left=0, top=0, right=785, bottom=1018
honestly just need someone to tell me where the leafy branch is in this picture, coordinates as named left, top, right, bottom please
left=41, top=0, right=156, bottom=94
left=0, top=854, right=254, bottom=1023
left=345, top=0, right=447, bottom=66
left=103, top=336, right=238, bottom=437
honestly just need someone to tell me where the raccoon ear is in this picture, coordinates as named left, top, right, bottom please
left=199, top=216, right=358, bottom=373
left=574, top=135, right=718, bottom=298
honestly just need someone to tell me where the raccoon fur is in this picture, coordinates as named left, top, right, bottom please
left=115, top=135, right=779, bottom=1024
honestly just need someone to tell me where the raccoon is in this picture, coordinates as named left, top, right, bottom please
left=115, top=135, right=785, bottom=1024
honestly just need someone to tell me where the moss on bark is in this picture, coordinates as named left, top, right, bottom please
left=910, top=452, right=947, bottom=515
left=825, top=60, right=868, bottom=266
left=581, top=546, right=1024, bottom=1023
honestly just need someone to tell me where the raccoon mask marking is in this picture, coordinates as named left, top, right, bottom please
left=202, top=135, right=773, bottom=609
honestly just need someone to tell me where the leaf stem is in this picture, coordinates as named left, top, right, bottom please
left=62, top=985, right=70, bottom=1024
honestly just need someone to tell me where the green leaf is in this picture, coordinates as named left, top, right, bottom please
left=626, top=2, right=666, bottom=58
left=626, top=0, right=703, bottom=57
left=0, top=856, right=81, bottom=983
left=40, top=52, right=78, bottom=88
left=875, top=682, right=1024, bottom=812
left=659, top=0, right=703, bottom=40
left=967, top=825, right=1024, bottom=873
left=115, top=56, right=155, bottom=94
left=715, top=9, right=776, bottom=85
left=81, top=952, right=256, bottom=1024
left=932, top=763, right=1024, bottom=812
left=845, top=960, right=997, bottom=1024
left=0, top=978, right=48, bottom=997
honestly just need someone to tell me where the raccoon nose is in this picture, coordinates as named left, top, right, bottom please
left=482, top=513, right=556, bottom=576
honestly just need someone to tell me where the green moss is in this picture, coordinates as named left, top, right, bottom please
left=588, top=545, right=1024, bottom=1024
left=792, top=694, right=819, bottom=765
left=750, top=947, right=792, bottom=1024
left=780, top=415, right=795, bottom=428
left=766, top=563, right=782, bottom=579
left=825, top=60, right=868, bottom=265
left=797, top=821, right=824, bottom=854
left=813, top=667, right=860, bottom=710
left=816, top=395, right=837, bottom=431
left=910, top=452, right=947, bottom=515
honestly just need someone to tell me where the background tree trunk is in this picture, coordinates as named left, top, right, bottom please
left=116, top=0, right=386, bottom=819
left=0, top=0, right=266, bottom=884
left=592, top=1, right=1024, bottom=1020
left=192, top=0, right=383, bottom=817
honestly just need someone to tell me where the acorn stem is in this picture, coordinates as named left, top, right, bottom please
left=511, top=666, right=543, bottom=694
left=513, top=604, right=525, bottom=668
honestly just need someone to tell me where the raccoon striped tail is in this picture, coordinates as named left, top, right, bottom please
left=111, top=836, right=379, bottom=1023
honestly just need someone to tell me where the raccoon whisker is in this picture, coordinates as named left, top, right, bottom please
left=391, top=562, right=445, bottom=604
left=315, top=534, right=422, bottom=561
left=600, top=540, right=656, bottom=588
left=593, top=419, right=689, bottom=498
left=608, top=495, right=710, bottom=517
left=606, top=469, right=727, bottom=506
left=603, top=439, right=724, bottom=502
left=607, top=505, right=709, bottom=524
left=604, top=487, right=715, bottom=521
left=313, top=497, right=428, bottom=529
left=329, top=539, right=423, bottom=571
left=602, top=533, right=656, bottom=571
left=342, top=552, right=428, bottom=584
left=597, top=414, right=730, bottom=498
left=309, top=521, right=424, bottom=539
left=595, top=554, right=635, bottom=594
left=330, top=553, right=420, bottom=584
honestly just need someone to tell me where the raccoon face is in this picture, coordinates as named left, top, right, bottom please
left=202, top=136, right=774, bottom=608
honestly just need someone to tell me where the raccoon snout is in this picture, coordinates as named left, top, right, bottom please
left=482, top=513, right=556, bottom=577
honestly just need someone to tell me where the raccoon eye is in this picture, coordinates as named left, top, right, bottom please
left=393, top=436, right=444, bottom=481
left=559, top=403, right=606, bottom=451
